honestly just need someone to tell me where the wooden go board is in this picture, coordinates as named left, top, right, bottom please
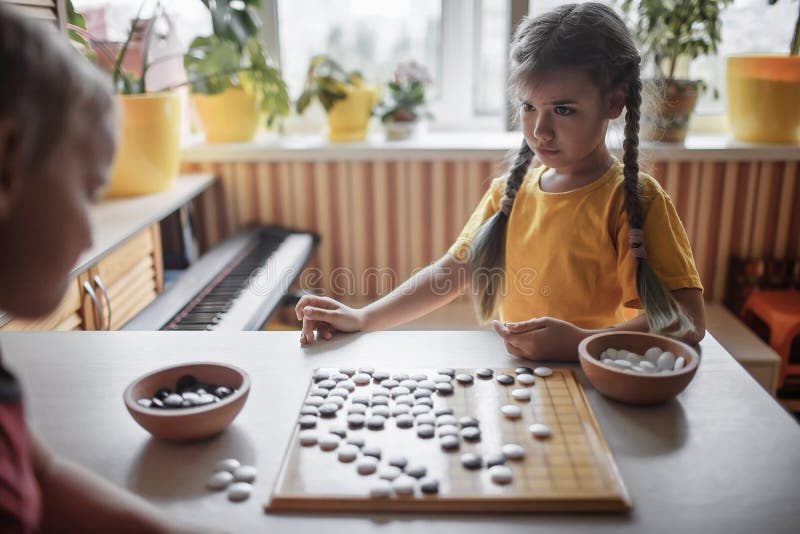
left=267, top=368, right=631, bottom=513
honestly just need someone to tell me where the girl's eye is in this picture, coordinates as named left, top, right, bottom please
left=522, top=102, right=534, bottom=112
left=555, top=106, right=574, bottom=116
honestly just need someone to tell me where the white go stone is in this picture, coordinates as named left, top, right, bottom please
left=419, top=379, right=437, bottom=390
left=411, top=373, right=429, bottom=382
left=215, top=458, right=240, bottom=473
left=369, top=480, right=394, bottom=498
left=378, top=466, right=403, bottom=481
left=433, top=374, right=452, bottom=383
left=511, top=388, right=531, bottom=401
left=501, top=405, right=522, bottom=419
left=393, top=475, right=416, bottom=495
left=612, top=359, right=632, bottom=370
left=606, top=348, right=619, bottom=359
left=319, top=434, right=341, bottom=451
left=392, top=373, right=410, bottom=381
left=339, top=381, right=356, bottom=392
left=233, top=465, right=257, bottom=483
left=501, top=443, right=525, bottom=460
left=227, top=482, right=252, bottom=502
left=674, top=356, right=686, bottom=371
left=529, top=423, right=552, bottom=438
left=337, top=444, right=359, bottom=463
left=516, top=374, right=536, bottom=386
left=657, top=351, right=677, bottom=371
left=489, top=465, right=513, bottom=485
left=644, top=346, right=663, bottom=364
left=328, top=387, right=349, bottom=398
left=639, top=361, right=657, bottom=373
left=206, top=470, right=234, bottom=490
left=624, top=352, right=643, bottom=365
left=352, top=373, right=372, bottom=385
left=305, top=396, right=326, bottom=407
left=602, top=358, right=614, bottom=365
left=399, top=379, right=419, bottom=391
left=298, top=430, right=318, bottom=446
left=357, top=456, right=379, bottom=475
left=417, top=413, right=436, bottom=425
left=533, top=367, right=553, bottom=377
left=390, top=386, right=411, bottom=398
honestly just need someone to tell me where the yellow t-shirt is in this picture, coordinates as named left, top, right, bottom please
left=449, top=157, right=703, bottom=329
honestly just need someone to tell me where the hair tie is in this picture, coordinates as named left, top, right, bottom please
left=628, top=228, right=647, bottom=260
left=499, top=195, right=514, bottom=216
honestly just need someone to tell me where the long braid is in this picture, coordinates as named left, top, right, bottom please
left=622, top=64, right=695, bottom=337
left=468, top=139, right=534, bottom=322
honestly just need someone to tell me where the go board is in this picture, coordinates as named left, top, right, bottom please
left=267, top=367, right=631, bottom=513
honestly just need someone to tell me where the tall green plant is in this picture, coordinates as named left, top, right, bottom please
left=184, top=0, right=289, bottom=126
left=619, top=0, right=734, bottom=82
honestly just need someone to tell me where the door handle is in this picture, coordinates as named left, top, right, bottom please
left=82, top=280, right=103, bottom=330
left=93, top=275, right=111, bottom=331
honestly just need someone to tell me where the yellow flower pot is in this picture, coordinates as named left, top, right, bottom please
left=327, top=85, right=379, bottom=142
left=192, top=86, right=260, bottom=143
left=727, top=55, right=800, bottom=144
left=105, top=92, right=181, bottom=198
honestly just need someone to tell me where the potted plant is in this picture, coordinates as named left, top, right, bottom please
left=296, top=55, right=379, bottom=142
left=620, top=0, right=733, bottom=142
left=727, top=1, right=800, bottom=143
left=377, top=60, right=433, bottom=140
left=184, top=0, right=289, bottom=143
left=68, top=0, right=183, bottom=197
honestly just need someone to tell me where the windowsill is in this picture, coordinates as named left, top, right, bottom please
left=181, top=131, right=800, bottom=163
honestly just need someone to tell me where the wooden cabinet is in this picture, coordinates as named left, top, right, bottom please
left=1, top=225, right=163, bottom=331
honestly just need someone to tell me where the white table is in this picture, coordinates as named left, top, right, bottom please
left=2, top=330, right=799, bottom=533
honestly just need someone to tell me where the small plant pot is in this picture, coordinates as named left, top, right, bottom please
left=193, top=86, right=260, bottom=143
left=327, top=86, right=379, bottom=142
left=104, top=91, right=182, bottom=198
left=384, top=119, right=419, bottom=140
left=640, top=79, right=699, bottom=143
left=727, top=55, right=800, bottom=144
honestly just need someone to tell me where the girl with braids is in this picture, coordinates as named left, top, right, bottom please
left=296, top=2, right=705, bottom=360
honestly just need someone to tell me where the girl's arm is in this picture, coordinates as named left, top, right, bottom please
left=495, top=288, right=706, bottom=360
left=297, top=253, right=469, bottom=343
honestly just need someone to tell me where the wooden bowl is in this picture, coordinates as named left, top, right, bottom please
left=123, top=362, right=250, bottom=442
left=578, top=331, right=700, bottom=405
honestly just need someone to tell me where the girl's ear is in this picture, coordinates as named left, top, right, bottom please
left=606, top=86, right=626, bottom=119
left=0, top=118, right=25, bottom=220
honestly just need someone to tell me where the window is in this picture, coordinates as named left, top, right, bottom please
left=475, top=0, right=510, bottom=115
left=276, top=0, right=442, bottom=101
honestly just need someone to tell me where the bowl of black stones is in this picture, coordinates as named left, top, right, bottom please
left=578, top=331, right=700, bottom=405
left=123, top=362, right=250, bottom=442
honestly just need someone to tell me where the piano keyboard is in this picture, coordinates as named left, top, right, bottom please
left=123, top=226, right=317, bottom=331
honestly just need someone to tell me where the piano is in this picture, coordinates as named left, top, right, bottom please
left=124, top=226, right=318, bottom=331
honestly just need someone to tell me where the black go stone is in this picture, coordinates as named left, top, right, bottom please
left=515, top=366, right=533, bottom=375
left=459, top=416, right=479, bottom=428
left=154, top=388, right=171, bottom=400
left=420, top=478, right=439, bottom=494
left=496, top=374, right=515, bottom=385
left=460, top=453, right=483, bottom=469
left=486, top=453, right=507, bottom=467
left=176, top=374, right=199, bottom=392
left=476, top=368, right=494, bottom=379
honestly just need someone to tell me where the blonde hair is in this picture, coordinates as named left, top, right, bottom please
left=0, top=5, right=113, bottom=173
left=468, top=2, right=694, bottom=338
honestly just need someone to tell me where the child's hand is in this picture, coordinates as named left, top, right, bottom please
left=491, top=317, right=588, bottom=361
left=295, top=295, right=365, bottom=345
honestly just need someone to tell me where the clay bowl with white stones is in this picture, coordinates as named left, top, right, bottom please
left=578, top=331, right=700, bottom=405
left=124, top=362, right=250, bottom=442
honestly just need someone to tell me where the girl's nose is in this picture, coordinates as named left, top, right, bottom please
left=533, top=115, right=554, bottom=141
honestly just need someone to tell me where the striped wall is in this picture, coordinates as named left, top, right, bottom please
left=182, top=159, right=800, bottom=302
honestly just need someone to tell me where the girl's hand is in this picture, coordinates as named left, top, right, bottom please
left=491, top=317, right=589, bottom=361
left=295, top=295, right=365, bottom=345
